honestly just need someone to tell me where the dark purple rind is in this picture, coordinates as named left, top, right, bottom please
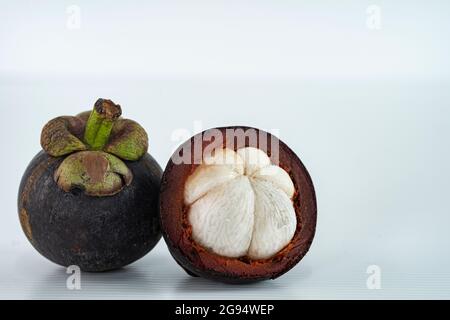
left=18, top=151, right=163, bottom=272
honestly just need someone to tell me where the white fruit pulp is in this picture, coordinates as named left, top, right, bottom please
left=184, top=147, right=297, bottom=260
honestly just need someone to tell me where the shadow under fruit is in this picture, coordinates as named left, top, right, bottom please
left=18, top=99, right=162, bottom=272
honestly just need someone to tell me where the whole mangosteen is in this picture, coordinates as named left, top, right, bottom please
left=160, top=126, right=316, bottom=283
left=18, top=99, right=162, bottom=272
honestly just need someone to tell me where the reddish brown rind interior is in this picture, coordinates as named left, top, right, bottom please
left=160, top=126, right=317, bottom=283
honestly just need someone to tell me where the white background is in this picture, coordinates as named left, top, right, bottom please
left=1, top=0, right=449, bottom=299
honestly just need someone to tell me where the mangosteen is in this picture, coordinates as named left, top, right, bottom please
left=160, top=126, right=316, bottom=283
left=18, top=99, right=162, bottom=272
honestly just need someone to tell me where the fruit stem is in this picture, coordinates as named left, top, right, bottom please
left=84, top=99, right=122, bottom=150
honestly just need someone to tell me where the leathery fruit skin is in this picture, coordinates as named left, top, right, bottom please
left=160, top=126, right=317, bottom=283
left=18, top=99, right=162, bottom=272
left=18, top=151, right=162, bottom=272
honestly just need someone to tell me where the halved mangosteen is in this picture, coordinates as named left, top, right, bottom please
left=18, top=99, right=162, bottom=272
left=160, top=126, right=317, bottom=283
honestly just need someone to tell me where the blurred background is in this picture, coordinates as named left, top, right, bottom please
left=0, top=0, right=449, bottom=299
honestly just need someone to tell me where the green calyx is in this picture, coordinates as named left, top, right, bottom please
left=55, top=151, right=133, bottom=196
left=40, top=98, right=149, bottom=197
left=104, top=119, right=148, bottom=161
left=40, top=116, right=87, bottom=157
